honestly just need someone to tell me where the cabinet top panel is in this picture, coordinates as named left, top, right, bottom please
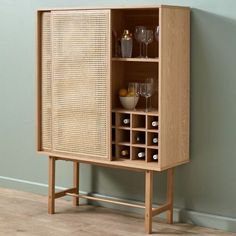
left=37, top=5, right=190, bottom=12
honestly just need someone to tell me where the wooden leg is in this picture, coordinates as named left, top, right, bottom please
left=167, top=168, right=174, bottom=224
left=48, top=156, right=56, bottom=214
left=73, top=161, right=79, bottom=206
left=145, top=170, right=153, bottom=234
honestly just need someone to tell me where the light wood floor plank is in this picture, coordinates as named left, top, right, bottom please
left=0, top=188, right=235, bottom=236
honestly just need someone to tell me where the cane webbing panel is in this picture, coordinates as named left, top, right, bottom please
left=41, top=12, right=52, bottom=150
left=51, top=10, right=110, bottom=158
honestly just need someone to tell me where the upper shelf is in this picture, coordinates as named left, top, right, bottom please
left=112, top=57, right=159, bottom=63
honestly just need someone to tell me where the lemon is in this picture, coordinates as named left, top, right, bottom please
left=119, top=88, right=128, bottom=97
left=127, top=91, right=135, bottom=97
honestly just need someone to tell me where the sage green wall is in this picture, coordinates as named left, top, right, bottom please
left=0, top=0, right=236, bottom=231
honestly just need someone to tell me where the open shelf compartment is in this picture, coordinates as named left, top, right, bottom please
left=111, top=8, right=159, bottom=58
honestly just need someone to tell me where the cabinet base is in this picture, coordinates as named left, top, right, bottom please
left=48, top=156, right=174, bottom=234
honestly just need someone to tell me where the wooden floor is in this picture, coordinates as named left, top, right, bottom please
left=0, top=188, right=235, bottom=236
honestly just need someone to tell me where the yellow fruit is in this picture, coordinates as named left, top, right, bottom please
left=119, top=88, right=128, bottom=97
left=127, top=91, right=135, bottom=97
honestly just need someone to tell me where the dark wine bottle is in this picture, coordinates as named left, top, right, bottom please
left=152, top=153, right=158, bottom=161
left=112, top=129, right=115, bottom=141
left=123, top=118, right=130, bottom=125
left=136, top=133, right=145, bottom=144
left=151, top=121, right=158, bottom=127
left=137, top=151, right=145, bottom=159
left=112, top=145, right=116, bottom=157
left=121, top=149, right=129, bottom=157
left=112, top=113, right=116, bottom=126
left=152, top=135, right=158, bottom=144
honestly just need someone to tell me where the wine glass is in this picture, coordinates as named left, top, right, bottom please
left=154, top=26, right=160, bottom=42
left=154, top=26, right=160, bottom=58
left=141, top=30, right=154, bottom=58
left=146, top=78, right=154, bottom=110
left=128, top=82, right=140, bottom=110
left=140, top=79, right=153, bottom=112
left=134, top=26, right=146, bottom=58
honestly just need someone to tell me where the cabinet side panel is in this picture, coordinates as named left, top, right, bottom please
left=41, top=12, right=52, bottom=151
left=159, top=7, right=190, bottom=169
left=51, top=10, right=110, bottom=159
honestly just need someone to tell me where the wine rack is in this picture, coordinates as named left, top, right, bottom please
left=112, top=110, right=159, bottom=164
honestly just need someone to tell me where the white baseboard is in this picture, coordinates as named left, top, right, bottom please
left=0, top=175, right=235, bottom=233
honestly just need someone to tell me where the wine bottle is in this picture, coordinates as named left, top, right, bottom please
left=112, top=113, right=116, bottom=126
left=137, top=152, right=145, bottom=159
left=121, top=149, right=129, bottom=157
left=112, top=129, right=115, bottom=141
left=112, top=145, right=116, bottom=157
left=136, top=133, right=145, bottom=144
left=123, top=118, right=130, bottom=125
left=152, top=135, right=158, bottom=144
left=151, top=121, right=158, bottom=127
left=152, top=153, right=158, bottom=161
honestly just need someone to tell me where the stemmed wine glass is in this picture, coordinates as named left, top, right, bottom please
left=134, top=26, right=146, bottom=58
left=147, top=78, right=154, bottom=110
left=128, top=82, right=140, bottom=110
left=141, top=30, right=154, bottom=58
left=140, top=78, right=153, bottom=112
left=154, top=26, right=160, bottom=58
left=154, top=26, right=160, bottom=42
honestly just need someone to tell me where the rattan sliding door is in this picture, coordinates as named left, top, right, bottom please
left=41, top=10, right=111, bottom=159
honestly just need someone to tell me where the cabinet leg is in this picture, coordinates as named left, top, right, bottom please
left=145, top=170, right=153, bottom=234
left=73, top=161, right=79, bottom=206
left=167, top=168, right=174, bottom=224
left=48, top=156, right=56, bottom=214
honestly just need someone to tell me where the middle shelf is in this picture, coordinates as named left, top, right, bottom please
left=112, top=57, right=159, bottom=63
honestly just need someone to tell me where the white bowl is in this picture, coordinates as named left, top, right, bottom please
left=119, top=96, right=139, bottom=110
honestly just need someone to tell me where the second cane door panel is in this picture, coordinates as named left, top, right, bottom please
left=51, top=10, right=111, bottom=159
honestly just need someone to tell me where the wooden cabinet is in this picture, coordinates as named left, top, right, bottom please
left=37, top=5, right=189, bottom=171
left=37, top=5, right=190, bottom=234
